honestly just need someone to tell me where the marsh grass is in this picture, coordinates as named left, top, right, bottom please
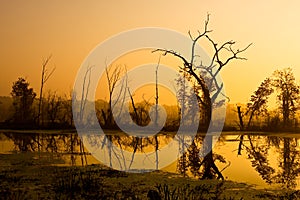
left=52, top=168, right=103, bottom=199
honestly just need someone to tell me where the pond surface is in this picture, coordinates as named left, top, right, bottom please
left=0, top=131, right=299, bottom=190
left=212, top=134, right=300, bottom=190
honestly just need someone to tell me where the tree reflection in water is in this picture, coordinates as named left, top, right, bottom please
left=82, top=132, right=229, bottom=179
left=6, top=131, right=300, bottom=188
left=83, top=132, right=175, bottom=171
left=3, top=132, right=229, bottom=179
left=3, top=132, right=88, bottom=166
left=239, top=135, right=300, bottom=188
left=270, top=137, right=300, bottom=188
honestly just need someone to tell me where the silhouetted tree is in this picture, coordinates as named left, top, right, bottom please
left=79, top=66, right=93, bottom=126
left=128, top=88, right=140, bottom=125
left=246, top=78, right=274, bottom=129
left=237, top=78, right=274, bottom=154
left=175, top=73, right=199, bottom=127
left=11, top=77, right=36, bottom=126
left=72, top=66, right=93, bottom=127
left=103, top=64, right=125, bottom=128
left=37, top=55, right=55, bottom=127
left=176, top=73, right=188, bottom=126
left=272, top=68, right=300, bottom=129
left=154, top=14, right=251, bottom=180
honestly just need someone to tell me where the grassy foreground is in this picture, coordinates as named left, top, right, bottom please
left=0, top=152, right=299, bottom=200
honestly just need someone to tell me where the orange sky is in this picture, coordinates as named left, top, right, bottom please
left=1, top=1, right=300, bottom=105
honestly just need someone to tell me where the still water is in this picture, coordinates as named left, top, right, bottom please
left=0, top=131, right=299, bottom=190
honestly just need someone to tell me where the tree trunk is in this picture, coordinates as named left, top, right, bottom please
left=201, top=94, right=224, bottom=180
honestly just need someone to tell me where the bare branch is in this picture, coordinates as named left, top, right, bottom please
left=152, top=49, right=190, bottom=68
left=153, top=48, right=210, bottom=104
left=206, top=34, right=252, bottom=75
left=188, top=31, right=194, bottom=40
left=190, top=14, right=212, bottom=65
left=79, top=65, right=94, bottom=123
left=38, top=54, right=55, bottom=126
left=44, top=66, right=56, bottom=83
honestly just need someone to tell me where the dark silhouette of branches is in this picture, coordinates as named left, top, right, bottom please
left=11, top=77, right=36, bottom=126
left=79, top=65, right=93, bottom=126
left=38, top=55, right=55, bottom=127
left=272, top=68, right=300, bottom=129
left=153, top=14, right=251, bottom=180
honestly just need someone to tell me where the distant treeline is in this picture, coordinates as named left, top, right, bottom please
left=1, top=92, right=300, bottom=132
left=2, top=66, right=300, bottom=132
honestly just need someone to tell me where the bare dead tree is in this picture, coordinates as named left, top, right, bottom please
left=38, top=55, right=55, bottom=127
left=128, top=88, right=140, bottom=125
left=154, top=56, right=161, bottom=126
left=101, top=64, right=125, bottom=127
left=153, top=14, right=252, bottom=180
left=78, top=66, right=93, bottom=126
left=237, top=105, right=245, bottom=155
left=115, top=66, right=128, bottom=122
left=153, top=56, right=162, bottom=170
